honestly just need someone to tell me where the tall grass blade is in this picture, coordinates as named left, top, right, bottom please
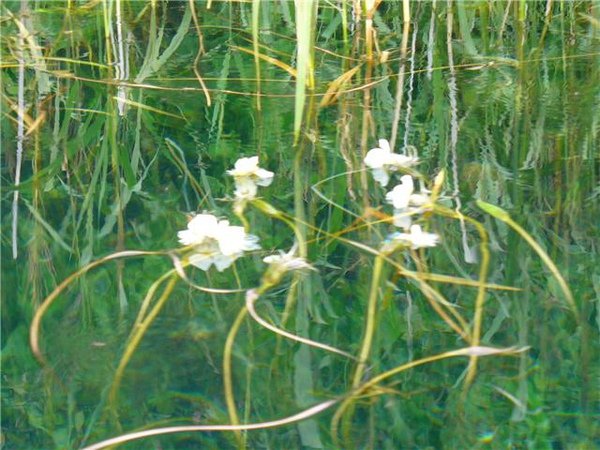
left=292, top=0, right=316, bottom=144
left=252, top=0, right=261, bottom=110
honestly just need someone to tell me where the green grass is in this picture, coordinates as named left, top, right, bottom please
left=1, top=1, right=599, bottom=449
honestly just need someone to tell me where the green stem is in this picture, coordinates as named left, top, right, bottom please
left=108, top=272, right=179, bottom=417
left=223, top=306, right=247, bottom=447
left=352, top=255, right=384, bottom=388
left=340, top=254, right=384, bottom=444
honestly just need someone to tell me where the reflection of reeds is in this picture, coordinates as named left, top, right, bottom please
left=11, top=0, right=28, bottom=259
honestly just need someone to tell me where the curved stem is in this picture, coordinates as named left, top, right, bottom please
left=223, top=305, right=248, bottom=446
left=464, top=215, right=490, bottom=388
left=108, top=272, right=179, bottom=418
left=332, top=350, right=465, bottom=448
left=434, top=205, right=492, bottom=389
left=30, top=250, right=161, bottom=366
left=246, top=289, right=356, bottom=360
left=331, top=345, right=525, bottom=446
left=412, top=267, right=471, bottom=341
left=133, top=269, right=178, bottom=329
left=352, top=255, right=384, bottom=388
left=341, top=254, right=384, bottom=443
left=83, top=398, right=339, bottom=450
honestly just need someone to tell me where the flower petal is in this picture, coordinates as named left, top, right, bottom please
left=389, top=153, right=419, bottom=168
left=364, top=147, right=388, bottom=169
left=386, top=176, right=414, bottom=208
left=188, top=214, right=219, bottom=235
left=390, top=224, right=439, bottom=249
left=409, top=193, right=429, bottom=206
left=234, top=178, right=258, bottom=200
left=188, top=253, right=214, bottom=271
left=255, top=168, right=274, bottom=186
left=178, top=229, right=202, bottom=246
left=392, top=210, right=412, bottom=230
left=213, top=254, right=236, bottom=271
left=234, top=156, right=259, bottom=173
left=217, top=225, right=260, bottom=256
left=371, top=167, right=390, bottom=186
left=378, top=138, right=391, bottom=153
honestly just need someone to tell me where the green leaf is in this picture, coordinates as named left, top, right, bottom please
left=476, top=199, right=511, bottom=221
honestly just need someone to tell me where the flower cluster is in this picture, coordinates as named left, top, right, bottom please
left=178, top=142, right=439, bottom=274
left=364, top=139, right=419, bottom=187
left=178, top=213, right=260, bottom=271
left=365, top=139, right=440, bottom=250
left=227, top=156, right=274, bottom=201
left=177, top=156, right=275, bottom=272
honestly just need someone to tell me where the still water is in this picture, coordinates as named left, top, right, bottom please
left=2, top=1, right=598, bottom=449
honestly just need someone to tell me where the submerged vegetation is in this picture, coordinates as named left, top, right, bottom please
left=1, top=1, right=599, bottom=448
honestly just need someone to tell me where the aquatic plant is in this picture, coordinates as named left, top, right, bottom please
left=177, top=213, right=260, bottom=272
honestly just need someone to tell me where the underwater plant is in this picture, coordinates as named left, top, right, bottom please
left=26, top=138, right=575, bottom=449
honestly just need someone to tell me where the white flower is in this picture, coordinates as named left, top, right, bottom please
left=262, top=245, right=315, bottom=285
left=386, top=175, right=414, bottom=209
left=364, top=139, right=419, bottom=187
left=389, top=224, right=439, bottom=250
left=385, top=175, right=432, bottom=230
left=263, top=252, right=314, bottom=272
left=178, top=214, right=260, bottom=271
left=227, top=156, right=274, bottom=200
